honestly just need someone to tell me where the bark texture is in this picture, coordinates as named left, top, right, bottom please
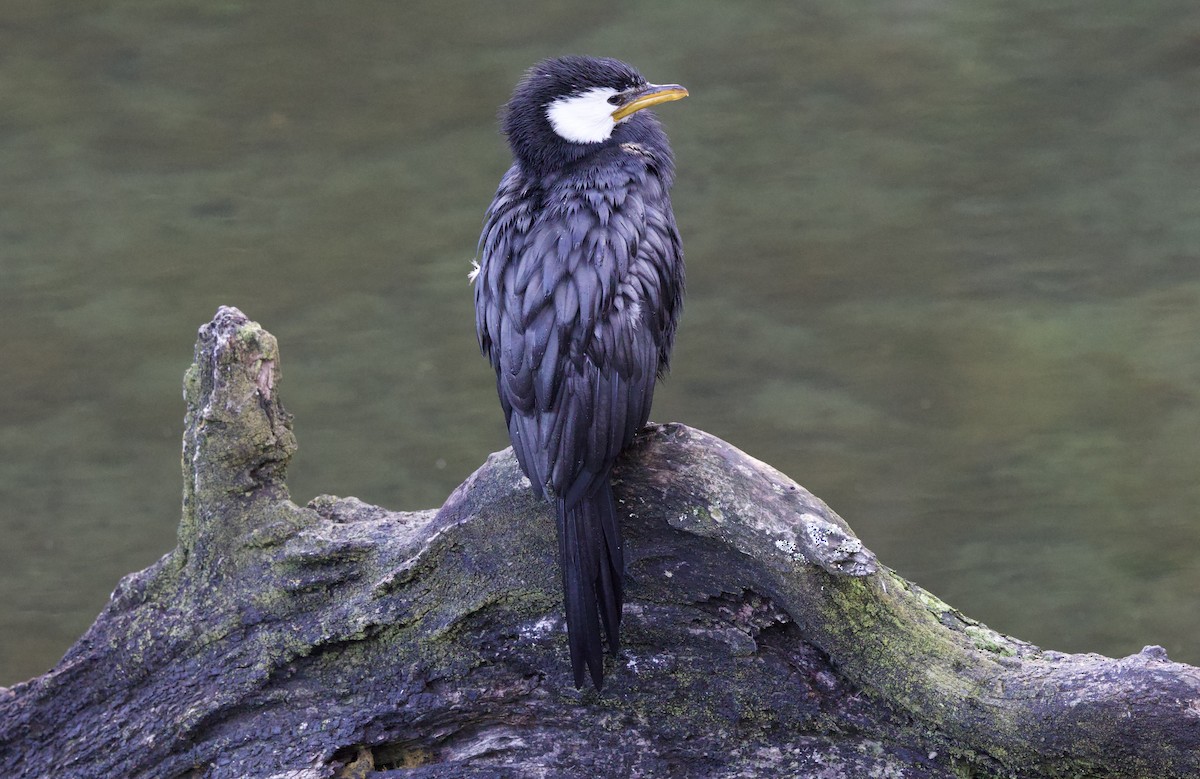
left=1, top=306, right=1197, bottom=779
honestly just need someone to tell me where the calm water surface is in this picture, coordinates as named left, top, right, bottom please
left=2, top=1, right=1198, bottom=683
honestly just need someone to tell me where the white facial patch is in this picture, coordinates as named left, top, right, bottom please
left=546, top=87, right=621, bottom=144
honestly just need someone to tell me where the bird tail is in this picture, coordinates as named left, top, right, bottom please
left=556, top=483, right=624, bottom=689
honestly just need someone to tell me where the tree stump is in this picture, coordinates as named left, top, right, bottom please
left=1, top=306, right=1197, bottom=779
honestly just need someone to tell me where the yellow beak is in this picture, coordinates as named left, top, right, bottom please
left=610, top=83, right=689, bottom=122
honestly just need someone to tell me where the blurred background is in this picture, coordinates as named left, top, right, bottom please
left=2, top=1, right=1198, bottom=685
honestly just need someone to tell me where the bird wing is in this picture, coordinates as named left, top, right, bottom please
left=475, top=159, right=682, bottom=505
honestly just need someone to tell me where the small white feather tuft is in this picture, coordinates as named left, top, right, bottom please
left=468, top=259, right=481, bottom=283
left=546, top=87, right=620, bottom=144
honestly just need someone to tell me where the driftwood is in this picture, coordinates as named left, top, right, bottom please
left=1, top=306, right=1197, bottom=779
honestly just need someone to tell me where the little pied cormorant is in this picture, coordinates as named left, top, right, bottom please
left=473, top=56, right=688, bottom=689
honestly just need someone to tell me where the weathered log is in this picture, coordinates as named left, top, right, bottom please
left=1, top=306, right=1197, bottom=779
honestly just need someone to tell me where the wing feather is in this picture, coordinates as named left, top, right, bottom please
left=474, top=154, right=683, bottom=504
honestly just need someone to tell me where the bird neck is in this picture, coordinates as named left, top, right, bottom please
left=507, top=114, right=673, bottom=184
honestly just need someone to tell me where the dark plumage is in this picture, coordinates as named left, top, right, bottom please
left=473, top=56, right=687, bottom=689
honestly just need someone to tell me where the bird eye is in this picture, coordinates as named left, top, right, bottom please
left=607, top=93, right=622, bottom=105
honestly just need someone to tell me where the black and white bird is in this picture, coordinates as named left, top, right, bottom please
left=473, top=56, right=688, bottom=689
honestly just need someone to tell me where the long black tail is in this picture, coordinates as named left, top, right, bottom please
left=556, top=482, right=624, bottom=689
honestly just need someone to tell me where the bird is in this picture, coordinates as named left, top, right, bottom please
left=472, top=56, right=688, bottom=689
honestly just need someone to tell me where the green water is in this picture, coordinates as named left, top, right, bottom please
left=2, top=2, right=1198, bottom=684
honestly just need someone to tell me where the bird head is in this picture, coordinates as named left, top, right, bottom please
left=501, top=56, right=687, bottom=176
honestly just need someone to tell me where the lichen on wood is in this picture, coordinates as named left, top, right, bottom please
left=1, top=306, right=1197, bottom=779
